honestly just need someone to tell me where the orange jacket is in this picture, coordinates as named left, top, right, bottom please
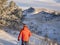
left=18, top=25, right=32, bottom=41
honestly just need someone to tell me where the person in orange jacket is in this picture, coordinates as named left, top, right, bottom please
left=18, top=24, right=32, bottom=45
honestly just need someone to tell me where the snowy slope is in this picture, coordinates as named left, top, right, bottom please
left=0, top=29, right=22, bottom=45
left=0, top=30, right=16, bottom=45
left=0, top=29, right=59, bottom=45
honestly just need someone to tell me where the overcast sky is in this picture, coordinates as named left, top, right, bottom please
left=9, top=0, right=60, bottom=11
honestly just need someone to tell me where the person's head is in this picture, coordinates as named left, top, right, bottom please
left=23, top=23, right=27, bottom=27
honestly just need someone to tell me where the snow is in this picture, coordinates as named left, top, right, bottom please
left=0, top=29, right=22, bottom=45
left=0, top=28, right=60, bottom=45
left=0, top=29, right=45, bottom=45
left=0, top=30, right=16, bottom=45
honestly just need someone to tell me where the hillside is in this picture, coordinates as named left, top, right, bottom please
left=0, top=28, right=59, bottom=45
left=22, top=7, right=60, bottom=43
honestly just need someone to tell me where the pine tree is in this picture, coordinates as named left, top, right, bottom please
left=9, top=1, right=16, bottom=7
left=0, top=0, right=8, bottom=14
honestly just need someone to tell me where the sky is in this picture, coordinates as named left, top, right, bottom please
left=9, top=0, right=60, bottom=11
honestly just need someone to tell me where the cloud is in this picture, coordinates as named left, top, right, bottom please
left=9, top=0, right=60, bottom=3
left=54, top=0, right=60, bottom=3
left=36, top=0, right=56, bottom=3
left=9, top=0, right=33, bottom=3
left=9, top=0, right=60, bottom=11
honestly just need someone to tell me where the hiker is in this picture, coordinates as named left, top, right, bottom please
left=18, top=24, right=32, bottom=45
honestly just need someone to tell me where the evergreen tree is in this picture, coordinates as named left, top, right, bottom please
left=0, top=0, right=8, bottom=14
left=9, top=1, right=16, bottom=7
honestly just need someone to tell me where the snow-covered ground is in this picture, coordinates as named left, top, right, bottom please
left=0, top=29, right=47, bottom=45
left=0, top=29, right=22, bottom=45
left=0, top=29, right=58, bottom=45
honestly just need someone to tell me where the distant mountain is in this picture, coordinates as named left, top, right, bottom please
left=23, top=7, right=35, bottom=15
left=23, top=7, right=60, bottom=16
left=22, top=7, right=60, bottom=43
